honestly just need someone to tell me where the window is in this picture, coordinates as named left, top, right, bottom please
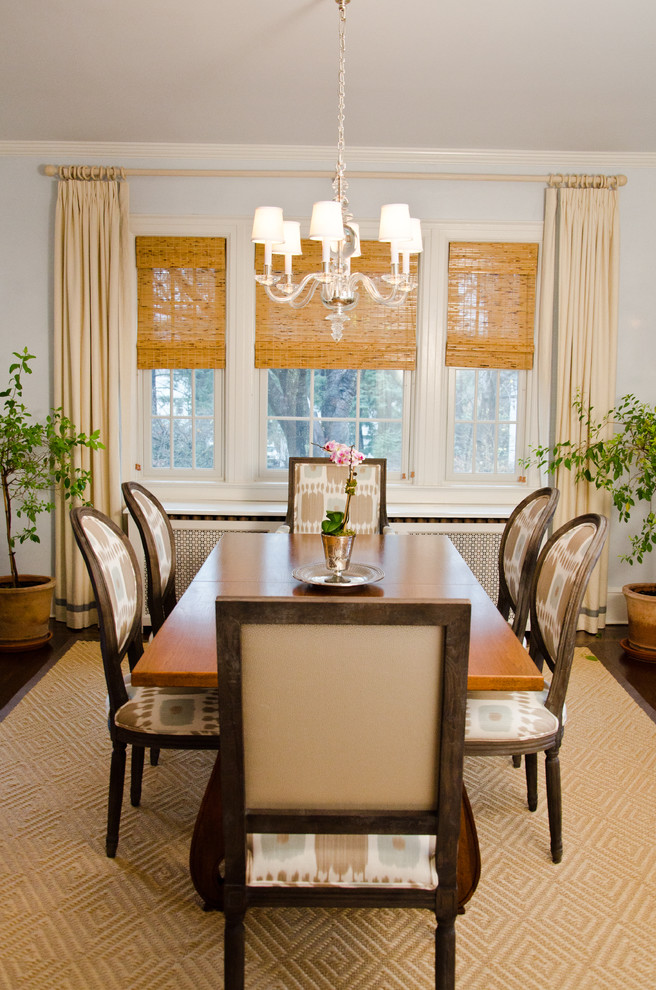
left=126, top=217, right=545, bottom=511
left=449, top=368, right=526, bottom=479
left=146, top=368, right=221, bottom=473
left=255, top=235, right=416, bottom=478
left=444, top=239, right=539, bottom=484
left=135, top=235, right=226, bottom=480
left=265, top=368, right=406, bottom=471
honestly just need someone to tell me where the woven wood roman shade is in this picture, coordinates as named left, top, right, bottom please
left=254, top=239, right=417, bottom=370
left=136, top=236, right=226, bottom=369
left=445, top=242, right=538, bottom=370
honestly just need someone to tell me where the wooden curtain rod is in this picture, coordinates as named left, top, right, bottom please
left=43, top=165, right=628, bottom=188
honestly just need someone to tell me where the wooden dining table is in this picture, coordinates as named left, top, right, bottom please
left=131, top=531, right=543, bottom=910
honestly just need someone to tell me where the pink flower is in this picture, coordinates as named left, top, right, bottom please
left=321, top=441, right=365, bottom=468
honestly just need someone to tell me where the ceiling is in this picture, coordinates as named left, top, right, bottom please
left=2, top=0, right=655, bottom=154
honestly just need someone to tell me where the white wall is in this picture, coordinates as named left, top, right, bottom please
left=1, top=146, right=654, bottom=613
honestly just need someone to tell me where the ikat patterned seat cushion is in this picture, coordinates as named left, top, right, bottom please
left=465, top=686, right=560, bottom=745
left=114, top=685, right=220, bottom=736
left=247, top=832, right=437, bottom=889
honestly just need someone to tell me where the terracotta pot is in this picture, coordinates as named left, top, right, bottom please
left=0, top=575, right=56, bottom=651
left=622, top=583, right=656, bottom=662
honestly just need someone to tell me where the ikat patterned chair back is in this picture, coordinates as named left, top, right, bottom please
left=216, top=596, right=471, bottom=990
left=529, top=513, right=608, bottom=717
left=70, top=507, right=144, bottom=714
left=122, top=482, right=176, bottom=633
left=283, top=457, right=390, bottom=534
left=498, top=487, right=560, bottom=638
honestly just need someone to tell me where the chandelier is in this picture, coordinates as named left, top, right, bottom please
left=251, top=0, right=422, bottom=342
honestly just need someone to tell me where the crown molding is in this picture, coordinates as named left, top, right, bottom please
left=2, top=140, right=655, bottom=171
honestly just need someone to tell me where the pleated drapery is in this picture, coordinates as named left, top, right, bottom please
left=539, top=185, right=619, bottom=632
left=54, top=179, right=131, bottom=627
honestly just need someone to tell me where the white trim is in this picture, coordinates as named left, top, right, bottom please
left=4, top=140, right=653, bottom=169
left=607, top=589, right=628, bottom=625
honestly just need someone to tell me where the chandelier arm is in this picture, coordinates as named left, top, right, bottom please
left=349, top=272, right=412, bottom=307
left=263, top=272, right=324, bottom=306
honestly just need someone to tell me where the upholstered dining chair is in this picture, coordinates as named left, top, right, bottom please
left=215, top=596, right=471, bottom=990
left=70, top=506, right=220, bottom=858
left=466, top=513, right=608, bottom=863
left=277, top=456, right=392, bottom=533
left=497, top=487, right=560, bottom=639
left=121, top=481, right=176, bottom=635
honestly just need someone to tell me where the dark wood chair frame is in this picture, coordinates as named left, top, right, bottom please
left=70, top=506, right=220, bottom=858
left=497, top=486, right=560, bottom=640
left=121, top=481, right=177, bottom=635
left=468, top=512, right=608, bottom=863
left=283, top=456, right=390, bottom=533
left=216, top=596, right=471, bottom=990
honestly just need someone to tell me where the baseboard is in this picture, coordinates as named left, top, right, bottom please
left=606, top=588, right=628, bottom=625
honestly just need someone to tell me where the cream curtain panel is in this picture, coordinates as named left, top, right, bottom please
left=54, top=179, right=131, bottom=628
left=540, top=184, right=620, bottom=632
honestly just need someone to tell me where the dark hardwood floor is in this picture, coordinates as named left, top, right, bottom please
left=576, top=625, right=656, bottom=721
left=1, top=618, right=656, bottom=723
left=0, top=619, right=99, bottom=715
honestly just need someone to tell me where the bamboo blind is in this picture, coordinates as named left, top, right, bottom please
left=136, top=236, right=226, bottom=369
left=254, top=239, right=417, bottom=370
left=445, top=242, right=538, bottom=370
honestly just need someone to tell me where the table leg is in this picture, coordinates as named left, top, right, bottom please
left=189, top=751, right=224, bottom=910
left=457, top=784, right=481, bottom=911
left=189, top=757, right=481, bottom=913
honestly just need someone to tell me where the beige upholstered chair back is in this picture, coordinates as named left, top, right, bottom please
left=217, top=598, right=471, bottom=817
left=241, top=623, right=444, bottom=811
left=283, top=457, right=389, bottom=534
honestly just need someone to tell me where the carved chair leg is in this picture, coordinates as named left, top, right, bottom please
left=434, top=916, right=456, bottom=990
left=106, top=740, right=127, bottom=858
left=224, top=912, right=246, bottom=990
left=545, top=746, right=563, bottom=863
left=130, top=745, right=145, bottom=807
left=525, top=752, right=538, bottom=811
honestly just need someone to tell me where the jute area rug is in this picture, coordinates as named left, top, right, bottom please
left=1, top=643, right=654, bottom=990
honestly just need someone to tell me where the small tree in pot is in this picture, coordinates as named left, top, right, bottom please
left=524, top=392, right=656, bottom=659
left=0, top=348, right=103, bottom=648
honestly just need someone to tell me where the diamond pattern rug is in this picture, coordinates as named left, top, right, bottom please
left=1, top=643, right=654, bottom=989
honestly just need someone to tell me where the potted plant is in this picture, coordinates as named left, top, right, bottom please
left=0, top=348, right=103, bottom=650
left=315, top=440, right=365, bottom=581
left=525, top=392, right=656, bottom=659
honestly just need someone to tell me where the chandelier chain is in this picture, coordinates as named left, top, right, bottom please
left=333, top=0, right=350, bottom=217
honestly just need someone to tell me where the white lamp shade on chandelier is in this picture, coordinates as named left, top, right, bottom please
left=251, top=0, right=422, bottom=342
